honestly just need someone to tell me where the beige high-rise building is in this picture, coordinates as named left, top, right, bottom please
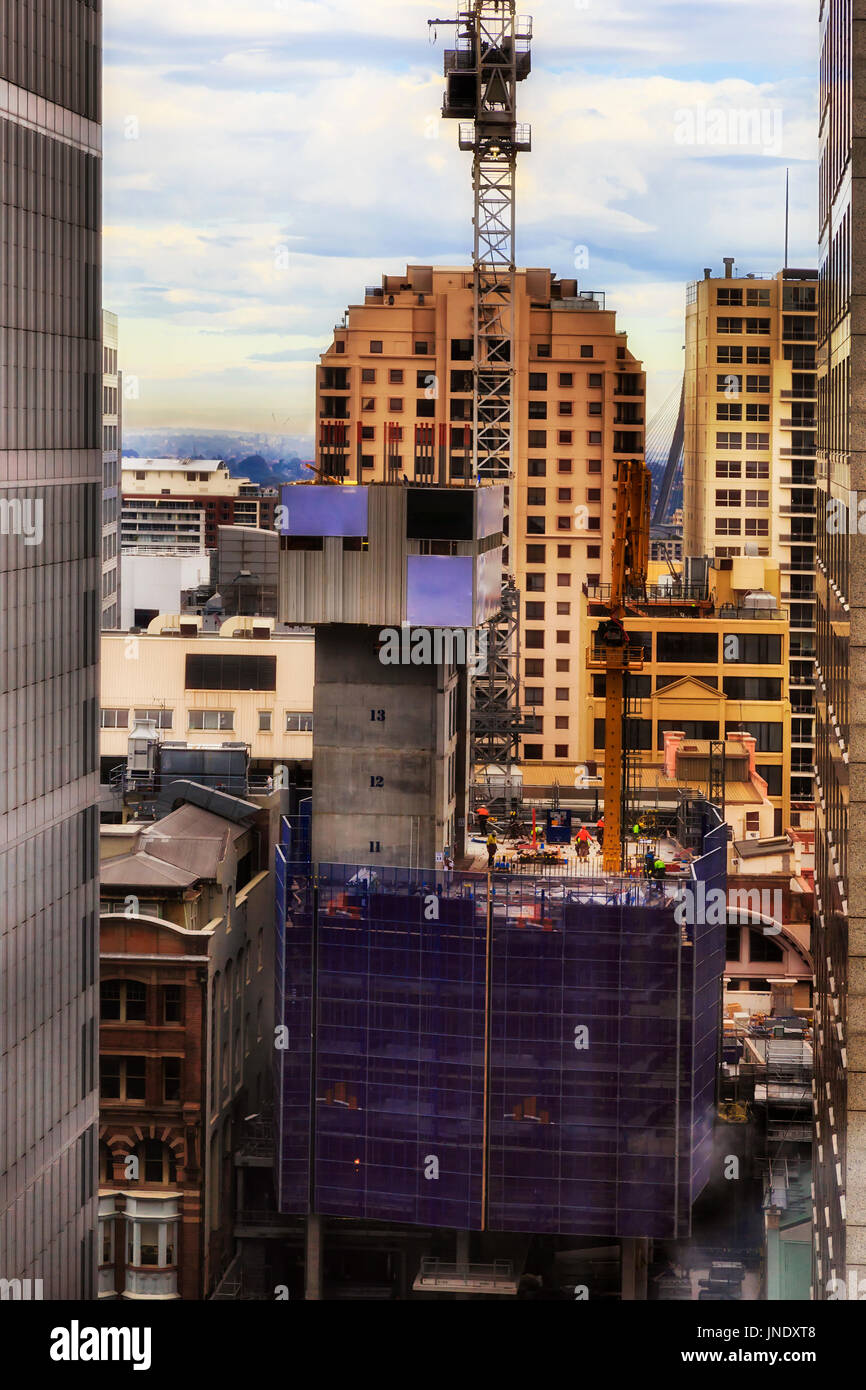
left=683, top=261, right=817, bottom=817
left=316, top=264, right=645, bottom=778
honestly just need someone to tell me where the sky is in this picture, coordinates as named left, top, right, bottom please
left=104, top=0, right=819, bottom=439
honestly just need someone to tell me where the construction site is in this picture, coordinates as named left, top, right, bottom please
left=94, top=2, right=813, bottom=1301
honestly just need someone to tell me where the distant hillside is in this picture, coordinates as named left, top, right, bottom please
left=123, top=429, right=315, bottom=484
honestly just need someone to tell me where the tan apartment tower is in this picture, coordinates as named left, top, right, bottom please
left=683, top=260, right=817, bottom=820
left=316, top=264, right=645, bottom=781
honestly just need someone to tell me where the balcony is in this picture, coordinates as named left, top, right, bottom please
left=780, top=389, right=817, bottom=400
left=124, top=1267, right=179, bottom=1297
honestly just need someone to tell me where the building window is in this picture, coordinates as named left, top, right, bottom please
left=557, top=459, right=572, bottom=473
left=100, top=1056, right=146, bottom=1102
left=529, top=372, right=548, bottom=390
left=286, top=712, right=314, bottom=732
left=127, top=1217, right=177, bottom=1273
left=162, top=986, right=182, bottom=1024
left=414, top=341, right=429, bottom=355
left=656, top=631, right=718, bottom=662
left=723, top=677, right=783, bottom=700
left=370, top=340, right=383, bottom=353
left=559, top=372, right=573, bottom=387
left=162, top=1059, right=182, bottom=1103
left=133, top=708, right=173, bottom=729
left=388, top=369, right=404, bottom=384
left=361, top=368, right=376, bottom=383
left=188, top=710, right=234, bottom=731
left=100, top=709, right=129, bottom=729
left=258, top=710, right=272, bottom=731
left=558, top=430, right=573, bottom=444
left=523, top=745, right=543, bottom=760
left=100, top=981, right=147, bottom=1023
left=580, top=345, right=594, bottom=358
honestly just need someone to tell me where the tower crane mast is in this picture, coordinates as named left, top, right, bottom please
left=430, top=3, right=534, bottom=772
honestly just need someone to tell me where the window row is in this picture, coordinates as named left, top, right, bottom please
left=100, top=709, right=314, bottom=732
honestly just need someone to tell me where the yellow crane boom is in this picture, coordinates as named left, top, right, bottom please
left=587, top=458, right=652, bottom=873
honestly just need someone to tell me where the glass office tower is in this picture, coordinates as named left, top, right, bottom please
left=0, top=1, right=102, bottom=1297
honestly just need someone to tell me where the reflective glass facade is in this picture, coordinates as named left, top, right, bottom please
left=814, top=0, right=857, bottom=1296
left=275, top=808, right=725, bottom=1238
left=1, top=0, right=101, bottom=1297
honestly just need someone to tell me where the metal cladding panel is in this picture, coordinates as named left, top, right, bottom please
left=487, top=897, right=696, bottom=1238
left=312, top=868, right=487, bottom=1227
left=278, top=486, right=408, bottom=626
left=279, top=484, right=369, bottom=536
left=406, top=554, right=474, bottom=626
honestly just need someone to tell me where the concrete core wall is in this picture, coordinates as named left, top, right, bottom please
left=311, top=626, right=459, bottom=868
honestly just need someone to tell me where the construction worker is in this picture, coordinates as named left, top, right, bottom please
left=575, top=825, right=591, bottom=860
left=596, top=814, right=604, bottom=849
left=486, top=832, right=497, bottom=869
left=477, top=805, right=490, bottom=835
left=644, top=846, right=655, bottom=878
left=653, top=856, right=667, bottom=882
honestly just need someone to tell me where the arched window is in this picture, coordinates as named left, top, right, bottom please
left=136, top=1139, right=177, bottom=1185
left=100, top=979, right=147, bottom=1022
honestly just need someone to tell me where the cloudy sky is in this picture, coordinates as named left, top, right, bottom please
left=104, top=0, right=818, bottom=437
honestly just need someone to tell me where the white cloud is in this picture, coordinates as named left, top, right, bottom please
left=105, top=0, right=818, bottom=430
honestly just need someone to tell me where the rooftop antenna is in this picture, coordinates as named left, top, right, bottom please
left=784, top=168, right=789, bottom=270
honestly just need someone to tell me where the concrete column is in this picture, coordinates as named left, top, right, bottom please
left=305, top=1213, right=324, bottom=1300
left=455, top=1229, right=471, bottom=1301
left=620, top=1237, right=649, bottom=1301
